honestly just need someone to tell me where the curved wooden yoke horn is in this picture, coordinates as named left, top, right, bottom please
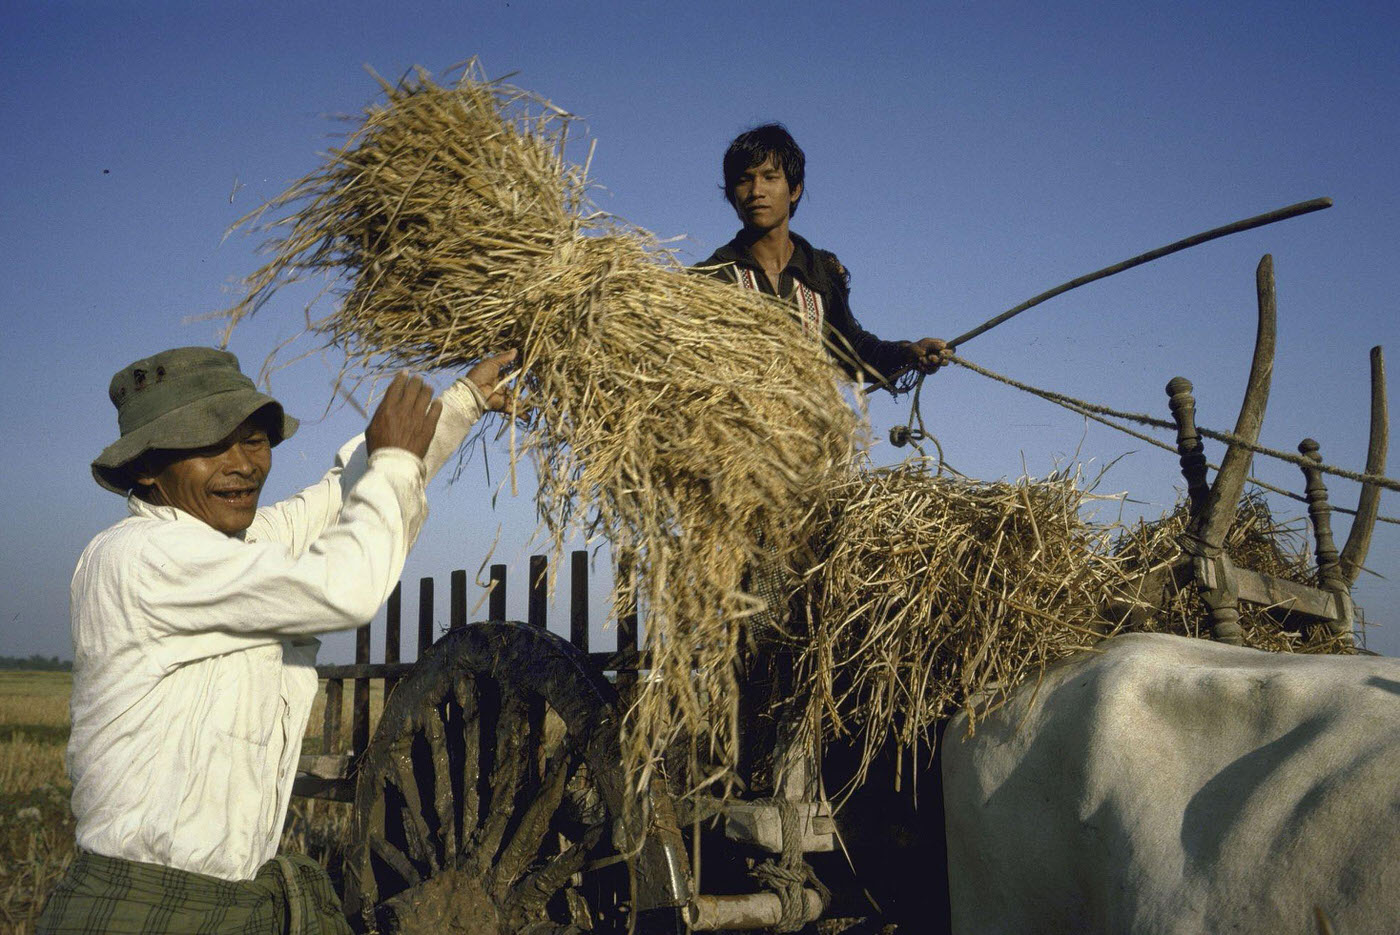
left=1338, top=346, right=1388, bottom=586
left=1174, top=256, right=1276, bottom=645
left=1151, top=260, right=1380, bottom=647
left=1183, top=255, right=1277, bottom=558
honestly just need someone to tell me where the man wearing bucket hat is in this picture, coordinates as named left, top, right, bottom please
left=39, top=345, right=516, bottom=934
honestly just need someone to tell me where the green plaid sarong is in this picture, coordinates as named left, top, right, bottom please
left=36, top=850, right=353, bottom=935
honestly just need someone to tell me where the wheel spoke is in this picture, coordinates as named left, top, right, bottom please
left=454, top=672, right=482, bottom=843
left=388, top=732, right=440, bottom=874
left=474, top=689, right=532, bottom=870
left=354, top=800, right=385, bottom=912
left=369, top=831, right=423, bottom=888
left=505, top=821, right=605, bottom=917
left=493, top=729, right=584, bottom=897
left=423, top=708, right=457, bottom=860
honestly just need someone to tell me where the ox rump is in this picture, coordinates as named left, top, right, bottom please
left=942, top=633, right=1400, bottom=934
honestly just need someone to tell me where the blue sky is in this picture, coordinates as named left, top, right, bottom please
left=3, top=0, right=1398, bottom=661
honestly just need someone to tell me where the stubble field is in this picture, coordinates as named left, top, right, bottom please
left=0, top=671, right=380, bottom=935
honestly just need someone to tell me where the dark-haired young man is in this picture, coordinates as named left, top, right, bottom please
left=699, top=123, right=949, bottom=388
left=700, top=127, right=952, bottom=795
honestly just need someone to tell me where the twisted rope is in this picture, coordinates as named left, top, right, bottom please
left=749, top=797, right=829, bottom=932
left=911, top=356, right=1400, bottom=525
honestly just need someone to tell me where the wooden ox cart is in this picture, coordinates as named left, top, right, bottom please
left=293, top=256, right=1389, bottom=934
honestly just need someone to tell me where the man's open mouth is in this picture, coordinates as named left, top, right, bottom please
left=212, top=489, right=258, bottom=506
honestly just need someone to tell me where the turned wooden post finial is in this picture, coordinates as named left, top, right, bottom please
left=1298, top=438, right=1354, bottom=643
left=1166, top=377, right=1210, bottom=515
left=1298, top=438, right=1344, bottom=591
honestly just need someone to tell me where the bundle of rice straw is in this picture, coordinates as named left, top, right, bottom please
left=1112, top=489, right=1354, bottom=654
left=792, top=469, right=1356, bottom=789
left=223, top=64, right=860, bottom=793
left=789, top=458, right=1130, bottom=787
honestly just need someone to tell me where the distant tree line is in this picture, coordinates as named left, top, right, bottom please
left=0, top=654, right=73, bottom=671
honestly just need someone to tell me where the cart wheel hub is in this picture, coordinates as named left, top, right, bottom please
left=385, top=866, right=502, bottom=933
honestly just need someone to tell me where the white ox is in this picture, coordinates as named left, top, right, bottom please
left=942, top=633, right=1400, bottom=934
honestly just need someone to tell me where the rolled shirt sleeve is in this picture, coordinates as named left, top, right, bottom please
left=135, top=379, right=488, bottom=667
left=245, top=377, right=485, bottom=553
left=138, top=448, right=428, bottom=668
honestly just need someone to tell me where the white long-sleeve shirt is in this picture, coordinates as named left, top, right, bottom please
left=67, top=380, right=485, bottom=881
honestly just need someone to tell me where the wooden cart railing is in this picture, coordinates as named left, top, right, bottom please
left=293, top=551, right=640, bottom=801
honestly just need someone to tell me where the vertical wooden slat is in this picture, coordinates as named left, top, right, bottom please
left=352, top=623, right=371, bottom=757
left=385, top=582, right=402, bottom=697
left=570, top=550, right=589, bottom=652
left=528, top=554, right=548, bottom=628
left=616, top=555, right=638, bottom=706
left=525, top=556, right=549, bottom=780
left=451, top=569, right=467, bottom=630
left=322, top=679, right=343, bottom=754
left=489, top=564, right=507, bottom=620
left=417, top=577, right=434, bottom=658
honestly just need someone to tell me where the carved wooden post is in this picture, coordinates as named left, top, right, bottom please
left=1194, top=555, right=1243, bottom=646
left=1299, top=439, right=1344, bottom=586
left=1167, top=376, right=1210, bottom=515
left=1298, top=438, right=1354, bottom=643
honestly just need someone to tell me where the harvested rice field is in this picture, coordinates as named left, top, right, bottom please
left=0, top=672, right=384, bottom=935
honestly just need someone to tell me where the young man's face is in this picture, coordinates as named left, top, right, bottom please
left=731, top=155, right=802, bottom=233
left=136, top=417, right=272, bottom=536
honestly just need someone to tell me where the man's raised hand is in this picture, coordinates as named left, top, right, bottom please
left=366, top=373, right=443, bottom=458
left=467, top=349, right=520, bottom=413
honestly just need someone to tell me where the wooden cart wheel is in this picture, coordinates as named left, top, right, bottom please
left=343, top=622, right=688, bottom=934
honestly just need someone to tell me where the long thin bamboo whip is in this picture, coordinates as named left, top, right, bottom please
left=868, top=197, right=1332, bottom=392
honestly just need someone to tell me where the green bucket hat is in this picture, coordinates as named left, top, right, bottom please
left=92, top=347, right=299, bottom=495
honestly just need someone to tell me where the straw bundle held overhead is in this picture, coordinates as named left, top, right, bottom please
left=225, top=65, right=860, bottom=791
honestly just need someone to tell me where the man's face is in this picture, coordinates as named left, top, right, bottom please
left=731, top=155, right=802, bottom=233
left=137, top=418, right=272, bottom=536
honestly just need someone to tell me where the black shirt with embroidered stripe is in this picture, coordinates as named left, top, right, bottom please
left=698, top=231, right=913, bottom=390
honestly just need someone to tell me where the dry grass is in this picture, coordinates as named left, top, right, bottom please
left=0, top=673, right=380, bottom=935
left=788, top=470, right=1355, bottom=791
left=1113, top=489, right=1353, bottom=653
left=0, top=672, right=72, bottom=935
left=224, top=63, right=860, bottom=795
left=787, top=461, right=1131, bottom=788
